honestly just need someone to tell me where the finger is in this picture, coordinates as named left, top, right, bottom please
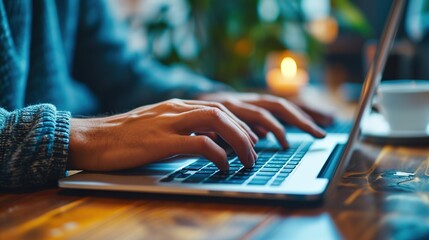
left=176, top=100, right=256, bottom=146
left=246, top=107, right=289, bottom=148
left=252, top=125, right=269, bottom=138
left=151, top=99, right=255, bottom=146
left=182, top=100, right=258, bottom=144
left=195, top=132, right=219, bottom=142
left=254, top=98, right=326, bottom=138
left=292, top=101, right=334, bottom=126
left=176, top=108, right=256, bottom=168
left=174, top=135, right=229, bottom=171
left=225, top=102, right=289, bottom=148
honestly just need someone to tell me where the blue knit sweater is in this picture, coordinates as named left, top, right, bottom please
left=0, top=0, right=227, bottom=189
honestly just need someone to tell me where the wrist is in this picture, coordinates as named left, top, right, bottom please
left=68, top=118, right=102, bottom=170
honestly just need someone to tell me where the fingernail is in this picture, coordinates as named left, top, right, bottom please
left=251, top=132, right=259, bottom=144
left=282, top=140, right=290, bottom=149
left=221, top=164, right=230, bottom=172
left=316, top=128, right=326, bottom=138
left=310, top=123, right=326, bottom=138
left=248, top=149, right=256, bottom=167
left=280, top=136, right=289, bottom=148
left=252, top=149, right=258, bottom=162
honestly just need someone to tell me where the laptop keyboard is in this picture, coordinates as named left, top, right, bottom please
left=286, top=120, right=352, bottom=134
left=160, top=142, right=312, bottom=187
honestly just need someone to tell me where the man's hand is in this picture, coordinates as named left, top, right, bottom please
left=197, top=92, right=331, bottom=147
left=68, top=99, right=258, bottom=172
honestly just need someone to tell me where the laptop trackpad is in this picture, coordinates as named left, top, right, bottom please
left=106, top=158, right=197, bottom=176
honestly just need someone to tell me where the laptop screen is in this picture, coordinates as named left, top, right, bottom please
left=332, top=0, right=405, bottom=186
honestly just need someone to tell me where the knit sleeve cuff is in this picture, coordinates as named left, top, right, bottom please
left=0, top=104, right=71, bottom=189
left=49, top=110, right=71, bottom=181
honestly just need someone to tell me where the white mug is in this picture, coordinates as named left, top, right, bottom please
left=377, top=80, right=429, bottom=132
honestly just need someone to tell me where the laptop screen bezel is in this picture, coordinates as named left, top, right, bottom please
left=328, top=0, right=405, bottom=190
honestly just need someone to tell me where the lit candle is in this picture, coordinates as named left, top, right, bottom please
left=266, top=57, right=309, bottom=96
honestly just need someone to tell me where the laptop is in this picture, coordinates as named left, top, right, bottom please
left=59, top=0, right=405, bottom=202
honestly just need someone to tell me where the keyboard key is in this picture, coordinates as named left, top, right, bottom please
left=176, top=173, right=192, bottom=179
left=265, top=164, right=284, bottom=168
left=252, top=176, right=272, bottom=181
left=258, top=154, right=272, bottom=157
left=229, top=166, right=242, bottom=171
left=228, top=163, right=239, bottom=167
left=183, top=161, right=208, bottom=170
left=269, top=160, right=287, bottom=164
left=268, top=157, right=285, bottom=161
left=210, top=172, right=232, bottom=180
left=273, top=178, right=284, bottom=183
left=277, top=173, right=290, bottom=178
left=255, top=172, right=276, bottom=177
left=190, top=172, right=210, bottom=177
left=235, top=171, right=254, bottom=176
left=248, top=180, right=268, bottom=185
left=260, top=167, right=281, bottom=172
left=240, top=168, right=258, bottom=173
left=167, top=170, right=186, bottom=178
left=230, top=175, right=250, bottom=180
left=274, top=175, right=287, bottom=181
left=284, top=165, right=296, bottom=169
left=288, top=160, right=300, bottom=165
left=271, top=181, right=283, bottom=186
left=182, top=166, right=202, bottom=171
left=281, top=169, right=293, bottom=173
left=204, top=166, right=219, bottom=171
left=183, top=175, right=208, bottom=183
left=198, top=169, right=217, bottom=174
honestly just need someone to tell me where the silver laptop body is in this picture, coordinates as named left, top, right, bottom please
left=59, top=0, right=404, bottom=202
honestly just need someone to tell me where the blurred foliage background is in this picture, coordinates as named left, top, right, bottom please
left=112, top=0, right=374, bottom=89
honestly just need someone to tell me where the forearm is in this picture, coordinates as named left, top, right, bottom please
left=0, top=104, right=70, bottom=189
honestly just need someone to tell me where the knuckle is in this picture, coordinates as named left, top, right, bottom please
left=255, top=108, right=270, bottom=118
left=260, top=94, right=275, bottom=101
left=165, top=99, right=180, bottom=107
left=205, top=107, right=224, bottom=120
left=197, top=136, right=212, bottom=149
left=223, top=97, right=238, bottom=107
left=211, top=102, right=225, bottom=109
left=223, top=99, right=235, bottom=106
left=281, top=99, right=294, bottom=109
left=272, top=98, right=286, bottom=108
left=168, top=98, right=181, bottom=103
left=165, top=99, right=189, bottom=110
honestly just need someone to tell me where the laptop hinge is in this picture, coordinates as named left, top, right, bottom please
left=317, top=144, right=346, bottom=179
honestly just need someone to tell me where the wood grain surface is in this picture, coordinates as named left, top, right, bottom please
left=1, top=143, right=429, bottom=240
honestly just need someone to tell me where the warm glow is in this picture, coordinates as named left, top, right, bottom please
left=280, top=57, right=297, bottom=78
left=307, top=17, right=338, bottom=44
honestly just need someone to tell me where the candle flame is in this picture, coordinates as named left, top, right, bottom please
left=281, top=57, right=297, bottom=78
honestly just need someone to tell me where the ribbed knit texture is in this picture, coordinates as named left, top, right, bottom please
left=0, top=0, right=229, bottom=189
left=0, top=105, right=70, bottom=189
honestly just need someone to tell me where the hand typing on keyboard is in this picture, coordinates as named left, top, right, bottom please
left=68, top=94, right=328, bottom=174
left=161, top=142, right=313, bottom=186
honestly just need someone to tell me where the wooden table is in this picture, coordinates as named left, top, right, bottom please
left=2, top=88, right=429, bottom=240
left=2, top=143, right=429, bottom=240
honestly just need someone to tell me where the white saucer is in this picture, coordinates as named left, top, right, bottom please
left=361, top=113, right=429, bottom=145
